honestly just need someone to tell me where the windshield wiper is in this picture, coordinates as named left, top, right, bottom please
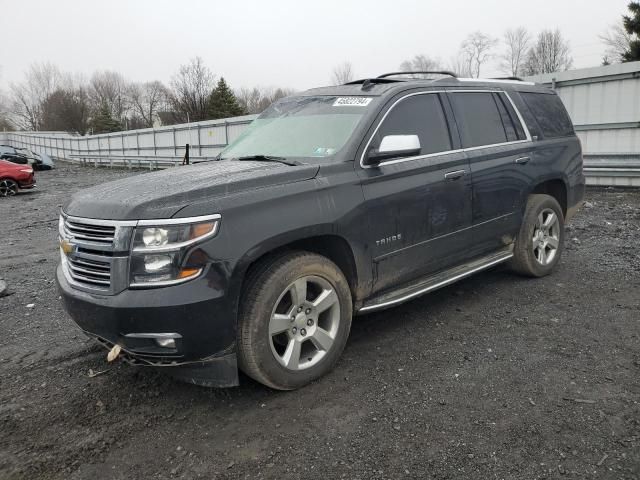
left=235, top=155, right=302, bottom=166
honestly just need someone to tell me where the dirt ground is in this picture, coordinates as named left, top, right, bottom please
left=0, top=163, right=638, bottom=480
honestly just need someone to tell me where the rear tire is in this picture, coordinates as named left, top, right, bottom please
left=510, top=194, right=565, bottom=277
left=238, top=251, right=352, bottom=390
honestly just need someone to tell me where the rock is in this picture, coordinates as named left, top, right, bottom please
left=26, top=303, right=35, bottom=308
left=0, top=280, right=7, bottom=297
left=571, top=237, right=581, bottom=245
left=584, top=201, right=594, bottom=209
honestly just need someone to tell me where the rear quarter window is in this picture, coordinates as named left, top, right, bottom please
left=520, top=92, right=574, bottom=139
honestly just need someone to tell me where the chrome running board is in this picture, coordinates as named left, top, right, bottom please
left=358, top=248, right=513, bottom=313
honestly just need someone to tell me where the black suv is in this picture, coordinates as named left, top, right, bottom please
left=57, top=72, right=584, bottom=390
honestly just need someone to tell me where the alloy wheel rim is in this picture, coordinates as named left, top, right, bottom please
left=268, top=275, right=340, bottom=371
left=532, top=208, right=560, bottom=266
left=0, top=179, right=17, bottom=197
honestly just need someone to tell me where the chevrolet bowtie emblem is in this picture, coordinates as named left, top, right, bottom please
left=60, top=239, right=75, bottom=255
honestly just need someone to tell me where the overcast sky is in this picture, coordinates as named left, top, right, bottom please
left=0, top=0, right=629, bottom=91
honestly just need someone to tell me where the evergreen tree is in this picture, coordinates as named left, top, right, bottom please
left=623, top=1, right=640, bottom=61
left=207, top=77, right=245, bottom=119
left=90, top=102, right=122, bottom=133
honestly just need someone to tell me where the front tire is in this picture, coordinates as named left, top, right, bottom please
left=238, top=251, right=352, bottom=390
left=510, top=194, right=565, bottom=277
left=0, top=178, right=18, bottom=197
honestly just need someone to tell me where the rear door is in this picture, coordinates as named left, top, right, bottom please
left=357, top=91, right=473, bottom=294
left=448, top=90, right=533, bottom=256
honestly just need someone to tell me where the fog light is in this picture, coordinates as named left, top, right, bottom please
left=156, top=338, right=176, bottom=349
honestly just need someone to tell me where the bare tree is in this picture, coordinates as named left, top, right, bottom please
left=398, top=55, right=442, bottom=77
left=9, top=62, right=63, bottom=130
left=461, top=32, right=498, bottom=78
left=600, top=22, right=633, bottom=63
left=236, top=87, right=263, bottom=114
left=89, top=70, right=129, bottom=122
left=501, top=27, right=532, bottom=76
left=236, top=86, right=296, bottom=114
left=0, top=88, right=13, bottom=131
left=40, top=87, right=90, bottom=134
left=447, top=54, right=473, bottom=78
left=169, top=57, right=215, bottom=123
left=127, top=81, right=168, bottom=128
left=331, top=62, right=354, bottom=85
left=523, top=29, right=573, bottom=75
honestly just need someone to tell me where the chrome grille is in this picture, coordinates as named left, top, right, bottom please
left=59, top=214, right=136, bottom=295
left=65, top=255, right=111, bottom=287
left=64, top=218, right=115, bottom=245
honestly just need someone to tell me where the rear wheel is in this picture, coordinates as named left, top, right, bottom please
left=510, top=194, right=564, bottom=277
left=238, top=252, right=352, bottom=390
left=0, top=179, right=18, bottom=197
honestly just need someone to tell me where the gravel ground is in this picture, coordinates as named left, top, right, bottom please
left=0, top=163, right=639, bottom=480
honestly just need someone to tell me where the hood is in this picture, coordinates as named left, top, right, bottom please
left=63, top=160, right=319, bottom=220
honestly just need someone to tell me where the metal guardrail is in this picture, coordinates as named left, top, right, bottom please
left=583, top=153, right=640, bottom=187
left=68, top=154, right=214, bottom=170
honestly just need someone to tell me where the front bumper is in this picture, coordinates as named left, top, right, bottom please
left=56, top=264, right=239, bottom=386
left=18, top=177, right=36, bottom=189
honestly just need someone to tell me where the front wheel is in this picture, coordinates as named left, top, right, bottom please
left=510, top=194, right=565, bottom=277
left=238, top=252, right=352, bottom=390
left=0, top=178, right=18, bottom=197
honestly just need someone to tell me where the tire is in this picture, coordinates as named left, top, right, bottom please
left=238, top=251, right=352, bottom=390
left=510, top=194, right=565, bottom=277
left=0, top=178, right=18, bottom=197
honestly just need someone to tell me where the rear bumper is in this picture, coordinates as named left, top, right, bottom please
left=56, top=264, right=239, bottom=386
left=566, top=177, right=585, bottom=222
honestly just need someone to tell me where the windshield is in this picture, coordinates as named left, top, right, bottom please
left=220, top=95, right=373, bottom=160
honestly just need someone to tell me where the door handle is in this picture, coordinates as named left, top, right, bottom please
left=444, top=169, right=466, bottom=180
left=514, top=156, right=530, bottom=165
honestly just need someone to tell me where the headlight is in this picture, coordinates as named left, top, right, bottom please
left=19, top=168, right=33, bottom=173
left=129, top=214, right=220, bottom=287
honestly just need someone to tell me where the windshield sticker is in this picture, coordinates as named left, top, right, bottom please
left=333, top=97, right=372, bottom=107
left=312, top=147, right=336, bottom=156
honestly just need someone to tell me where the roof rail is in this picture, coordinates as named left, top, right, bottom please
left=343, top=77, right=404, bottom=91
left=377, top=71, right=458, bottom=79
left=491, top=76, right=525, bottom=81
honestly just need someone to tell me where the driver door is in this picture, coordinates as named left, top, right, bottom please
left=357, top=92, right=473, bottom=294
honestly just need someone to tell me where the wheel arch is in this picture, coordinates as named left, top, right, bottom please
left=234, top=231, right=363, bottom=308
left=530, top=178, right=568, bottom=217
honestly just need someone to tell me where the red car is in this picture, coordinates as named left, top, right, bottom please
left=0, top=160, right=36, bottom=197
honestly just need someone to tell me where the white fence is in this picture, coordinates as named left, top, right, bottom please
left=0, top=114, right=257, bottom=168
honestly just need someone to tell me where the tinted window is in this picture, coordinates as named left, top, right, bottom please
left=450, top=92, right=508, bottom=148
left=374, top=94, right=452, bottom=156
left=521, top=92, right=574, bottom=138
left=494, top=93, right=525, bottom=142
left=497, top=92, right=526, bottom=140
